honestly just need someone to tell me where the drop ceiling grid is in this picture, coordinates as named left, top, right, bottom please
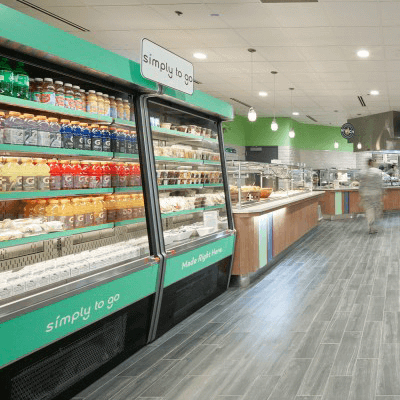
left=4, top=0, right=400, bottom=125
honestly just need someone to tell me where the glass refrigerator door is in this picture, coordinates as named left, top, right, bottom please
left=147, top=99, right=228, bottom=250
left=0, top=58, right=152, bottom=307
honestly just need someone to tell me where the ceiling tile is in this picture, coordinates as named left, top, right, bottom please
left=235, top=27, right=292, bottom=47
left=340, top=46, right=385, bottom=61
left=285, top=27, right=338, bottom=46
left=307, top=61, right=350, bottom=73
left=186, top=29, right=249, bottom=47
left=383, top=27, right=400, bottom=45
left=299, top=46, right=346, bottom=61
left=256, top=47, right=306, bottom=62
left=332, top=27, right=383, bottom=46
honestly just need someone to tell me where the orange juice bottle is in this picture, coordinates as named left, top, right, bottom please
left=33, top=199, right=48, bottom=220
left=72, top=198, right=85, bottom=228
left=24, top=199, right=37, bottom=217
left=92, top=196, right=104, bottom=225
left=104, top=195, right=117, bottom=222
left=46, top=199, right=60, bottom=222
left=82, top=196, right=94, bottom=226
left=59, top=198, right=75, bottom=230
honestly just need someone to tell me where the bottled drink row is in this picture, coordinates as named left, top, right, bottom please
left=23, top=193, right=145, bottom=230
left=0, top=58, right=133, bottom=120
left=0, top=111, right=138, bottom=153
left=0, top=157, right=141, bottom=192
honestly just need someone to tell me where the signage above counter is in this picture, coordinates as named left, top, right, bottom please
left=141, top=38, right=194, bottom=95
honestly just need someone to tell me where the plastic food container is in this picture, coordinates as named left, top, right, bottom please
left=177, top=126, right=188, bottom=133
left=160, top=122, right=172, bottom=129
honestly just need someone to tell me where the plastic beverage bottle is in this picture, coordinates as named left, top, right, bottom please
left=116, top=98, right=124, bottom=119
left=86, top=90, right=97, bottom=114
left=60, top=160, right=74, bottom=190
left=123, top=194, right=133, bottom=221
left=80, top=161, right=90, bottom=189
left=126, top=163, right=134, bottom=187
left=33, top=199, right=48, bottom=220
left=117, top=162, right=127, bottom=187
left=134, top=163, right=142, bottom=186
left=7, top=157, right=23, bottom=191
left=71, top=121, right=83, bottom=150
left=60, top=119, right=73, bottom=149
left=36, top=115, right=51, bottom=147
left=100, top=125, right=111, bottom=152
left=103, top=94, right=111, bottom=117
left=29, top=78, right=35, bottom=101
left=0, top=57, right=14, bottom=97
left=80, top=89, right=86, bottom=112
left=0, top=111, right=6, bottom=144
left=80, top=123, right=91, bottom=150
left=110, top=127, right=119, bottom=152
left=24, top=199, right=37, bottom=217
left=48, top=159, right=62, bottom=190
left=110, top=162, right=119, bottom=187
left=33, top=78, right=43, bottom=102
left=100, top=161, right=111, bottom=188
left=125, top=131, right=132, bottom=154
left=123, top=100, right=131, bottom=121
left=21, top=158, right=37, bottom=191
left=13, top=62, right=29, bottom=100
left=109, top=96, right=117, bottom=118
left=71, top=160, right=83, bottom=189
left=105, top=195, right=117, bottom=222
left=82, top=197, right=94, bottom=226
left=90, top=124, right=102, bottom=152
left=59, top=199, right=74, bottom=230
left=4, top=111, right=24, bottom=145
left=46, top=199, right=60, bottom=222
left=35, top=158, right=50, bottom=191
left=23, top=113, right=38, bottom=146
left=64, top=83, right=75, bottom=109
left=54, top=81, right=65, bottom=107
left=96, top=92, right=105, bottom=115
left=132, top=132, right=138, bottom=154
left=72, top=198, right=85, bottom=229
left=118, top=129, right=126, bottom=154
left=41, top=78, right=55, bottom=105
left=92, top=197, right=102, bottom=225
left=89, top=161, right=102, bottom=188
left=73, top=86, right=81, bottom=111
left=48, top=117, right=61, bottom=148
left=98, top=196, right=107, bottom=224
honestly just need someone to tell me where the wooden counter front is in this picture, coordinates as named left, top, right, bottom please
left=318, top=187, right=400, bottom=218
left=231, top=192, right=324, bottom=276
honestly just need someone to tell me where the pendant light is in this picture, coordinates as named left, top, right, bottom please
left=334, top=141, right=339, bottom=149
left=357, top=142, right=362, bottom=149
left=289, top=88, right=295, bottom=138
left=271, top=71, right=278, bottom=131
left=248, top=49, right=257, bottom=122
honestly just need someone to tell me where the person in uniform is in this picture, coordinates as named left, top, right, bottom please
left=359, top=159, right=384, bottom=234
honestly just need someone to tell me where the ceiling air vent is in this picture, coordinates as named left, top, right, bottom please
left=230, top=98, right=252, bottom=108
left=16, top=0, right=90, bottom=32
left=306, top=115, right=318, bottom=122
left=260, top=0, right=318, bottom=3
left=358, top=96, right=366, bottom=107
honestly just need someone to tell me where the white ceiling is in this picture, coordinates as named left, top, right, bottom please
left=4, top=0, right=400, bottom=126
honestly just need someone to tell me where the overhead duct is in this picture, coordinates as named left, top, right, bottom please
left=348, top=111, right=400, bottom=152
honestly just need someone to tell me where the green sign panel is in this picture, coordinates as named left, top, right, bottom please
left=164, top=235, right=235, bottom=287
left=0, top=264, right=159, bottom=367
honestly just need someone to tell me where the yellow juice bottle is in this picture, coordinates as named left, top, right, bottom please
left=60, top=198, right=74, bottom=230
left=46, top=199, right=60, bottom=222
left=35, top=158, right=50, bottom=191
left=21, top=158, right=37, bottom=192
left=82, top=196, right=94, bottom=226
left=72, top=197, right=85, bottom=228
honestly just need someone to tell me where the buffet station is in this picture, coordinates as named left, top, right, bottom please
left=227, top=161, right=324, bottom=286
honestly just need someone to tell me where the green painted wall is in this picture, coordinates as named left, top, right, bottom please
left=223, top=115, right=353, bottom=152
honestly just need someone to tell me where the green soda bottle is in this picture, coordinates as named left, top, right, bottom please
left=0, top=57, right=13, bottom=97
left=14, top=62, right=29, bottom=100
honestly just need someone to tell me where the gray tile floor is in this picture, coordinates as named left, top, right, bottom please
left=72, top=213, right=400, bottom=400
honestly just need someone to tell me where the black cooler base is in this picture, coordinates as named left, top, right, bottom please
left=155, top=256, right=232, bottom=338
left=0, top=294, right=154, bottom=400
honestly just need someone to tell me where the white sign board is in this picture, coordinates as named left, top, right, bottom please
left=203, top=211, right=219, bottom=230
left=141, top=38, right=194, bottom=95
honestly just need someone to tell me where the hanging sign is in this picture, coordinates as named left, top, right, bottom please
left=341, top=123, right=355, bottom=139
left=141, top=38, right=194, bottom=95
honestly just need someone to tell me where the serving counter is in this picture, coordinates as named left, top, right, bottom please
left=317, top=187, right=400, bottom=219
left=231, top=191, right=324, bottom=286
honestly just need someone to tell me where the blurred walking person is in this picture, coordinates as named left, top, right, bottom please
left=359, top=159, right=383, bottom=234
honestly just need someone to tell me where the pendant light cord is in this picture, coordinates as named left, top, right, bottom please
left=273, top=73, right=276, bottom=119
left=251, top=52, right=253, bottom=101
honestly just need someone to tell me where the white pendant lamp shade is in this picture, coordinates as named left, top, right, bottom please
left=271, top=71, right=278, bottom=131
left=357, top=142, right=362, bottom=149
left=289, top=129, right=295, bottom=138
left=334, top=141, right=339, bottom=149
left=248, top=107, right=257, bottom=122
left=271, top=119, right=278, bottom=131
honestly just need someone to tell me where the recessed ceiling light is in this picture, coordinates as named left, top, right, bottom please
left=370, top=90, right=379, bottom=95
left=292, top=112, right=299, bottom=116
left=357, top=49, right=370, bottom=58
left=193, top=53, right=207, bottom=60
left=259, top=91, right=268, bottom=97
